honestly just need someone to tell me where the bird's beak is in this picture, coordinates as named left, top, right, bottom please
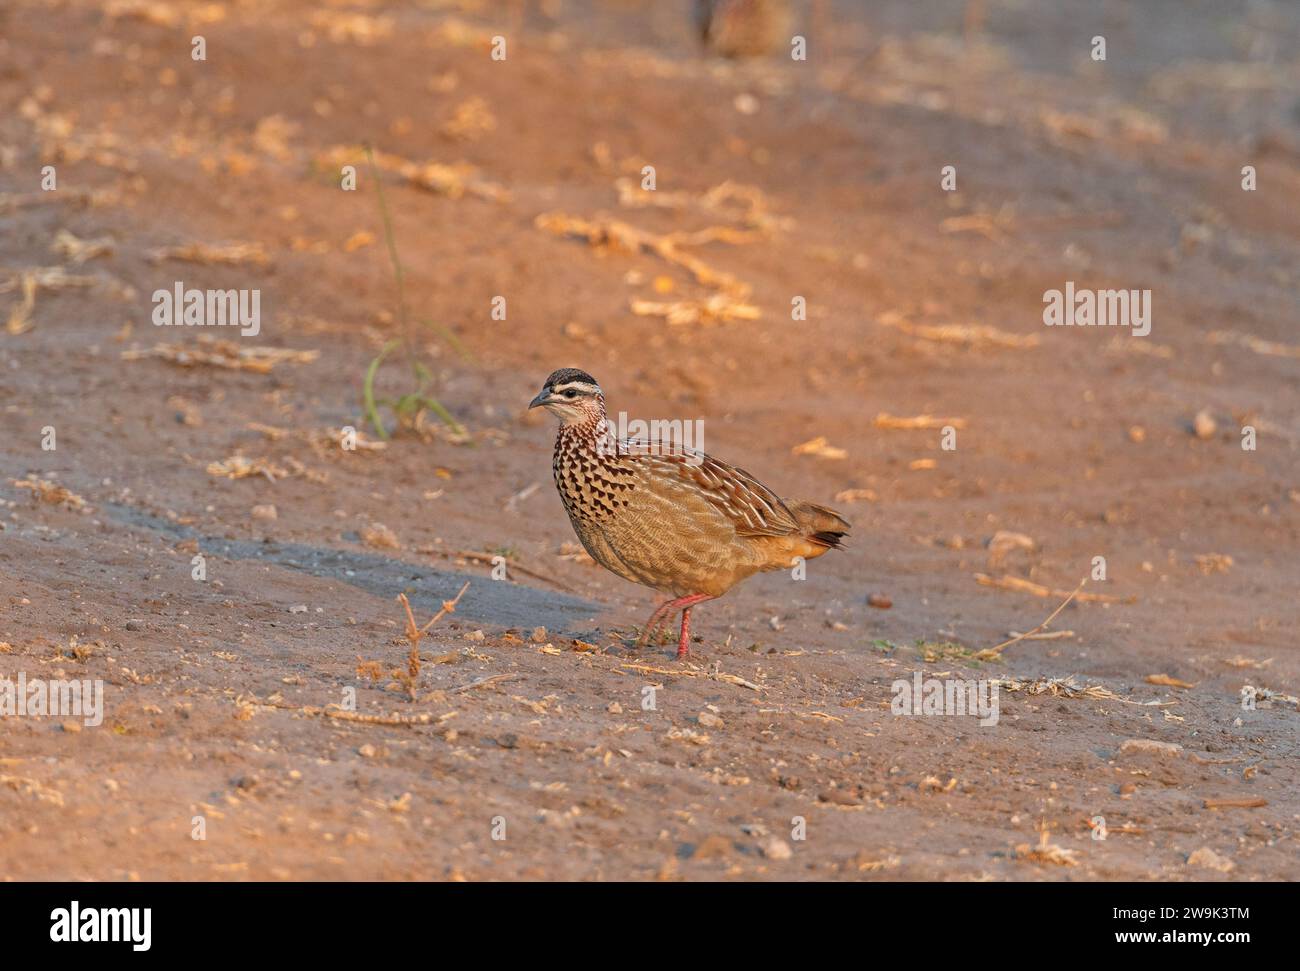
left=528, top=389, right=552, bottom=410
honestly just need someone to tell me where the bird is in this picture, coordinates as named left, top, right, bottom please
left=530, top=368, right=849, bottom=658
left=694, top=0, right=793, bottom=59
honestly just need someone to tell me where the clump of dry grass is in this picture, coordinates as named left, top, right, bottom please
left=1016, top=819, right=1078, bottom=867
left=205, top=455, right=324, bottom=484
left=535, top=212, right=758, bottom=299
left=12, top=478, right=88, bottom=511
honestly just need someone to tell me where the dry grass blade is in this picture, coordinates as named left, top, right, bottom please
left=122, top=336, right=319, bottom=373
left=1207, top=329, right=1300, bottom=360
left=420, top=547, right=578, bottom=594
left=874, top=412, right=968, bottom=430
left=880, top=313, right=1039, bottom=349
left=1202, top=798, right=1267, bottom=810
left=5, top=272, right=36, bottom=335
left=51, top=228, right=114, bottom=263
left=630, top=294, right=760, bottom=326
left=791, top=436, right=847, bottom=459
left=320, top=145, right=508, bottom=203
left=974, top=572, right=1133, bottom=604
left=148, top=241, right=270, bottom=267
left=1145, top=673, right=1195, bottom=689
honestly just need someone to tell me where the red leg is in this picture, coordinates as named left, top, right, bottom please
left=636, top=599, right=679, bottom=648
left=636, top=593, right=713, bottom=651
left=673, top=594, right=715, bottom=658
left=677, top=607, right=694, bottom=658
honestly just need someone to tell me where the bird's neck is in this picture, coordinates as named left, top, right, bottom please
left=558, top=409, right=609, bottom=450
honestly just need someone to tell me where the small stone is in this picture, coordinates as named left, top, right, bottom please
left=1120, top=738, right=1183, bottom=757
left=464, top=629, right=485, bottom=642
left=289, top=604, right=308, bottom=614
left=358, top=744, right=377, bottom=758
left=61, top=720, right=82, bottom=733
left=817, top=789, right=860, bottom=806
left=760, top=838, right=793, bottom=860
left=606, top=702, right=623, bottom=714
left=1192, top=409, right=1217, bottom=440
left=867, top=593, right=892, bottom=609
left=252, top=504, right=278, bottom=520
left=125, top=620, right=145, bottom=631
left=697, top=710, right=724, bottom=728
left=1187, top=847, right=1234, bottom=872
left=531, top=626, right=547, bottom=643
left=1128, top=424, right=1146, bottom=443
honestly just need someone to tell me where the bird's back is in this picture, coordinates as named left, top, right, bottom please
left=553, top=425, right=848, bottom=598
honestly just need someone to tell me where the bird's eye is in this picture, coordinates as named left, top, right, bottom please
left=563, top=389, right=578, bottom=398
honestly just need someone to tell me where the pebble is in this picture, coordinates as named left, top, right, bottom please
left=1187, top=847, right=1234, bottom=872
left=761, top=838, right=793, bottom=860
left=697, top=710, right=724, bottom=728
left=1119, top=738, right=1182, bottom=757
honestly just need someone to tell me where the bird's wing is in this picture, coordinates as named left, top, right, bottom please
left=621, top=437, right=801, bottom=538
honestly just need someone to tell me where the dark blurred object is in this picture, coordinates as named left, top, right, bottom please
left=694, top=0, right=792, bottom=58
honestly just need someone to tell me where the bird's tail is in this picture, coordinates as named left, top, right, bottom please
left=787, top=500, right=850, bottom=550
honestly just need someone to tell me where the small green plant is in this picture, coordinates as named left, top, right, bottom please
left=361, top=146, right=472, bottom=441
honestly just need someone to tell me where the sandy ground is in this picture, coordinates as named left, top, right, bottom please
left=1, top=0, right=1298, bottom=881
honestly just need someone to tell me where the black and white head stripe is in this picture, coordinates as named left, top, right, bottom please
left=544, top=368, right=602, bottom=396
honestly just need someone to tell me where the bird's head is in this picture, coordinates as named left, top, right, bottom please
left=529, top=368, right=606, bottom=425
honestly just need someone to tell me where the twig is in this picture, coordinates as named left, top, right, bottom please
left=397, top=581, right=469, bottom=699
left=1202, top=798, right=1267, bottom=810
left=423, top=547, right=577, bottom=594
left=1006, top=629, right=1075, bottom=641
left=451, top=674, right=517, bottom=694
left=978, top=578, right=1085, bottom=659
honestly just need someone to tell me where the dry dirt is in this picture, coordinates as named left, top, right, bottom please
left=1, top=0, right=1298, bottom=881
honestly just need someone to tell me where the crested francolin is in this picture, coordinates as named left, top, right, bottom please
left=531, top=368, right=849, bottom=657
